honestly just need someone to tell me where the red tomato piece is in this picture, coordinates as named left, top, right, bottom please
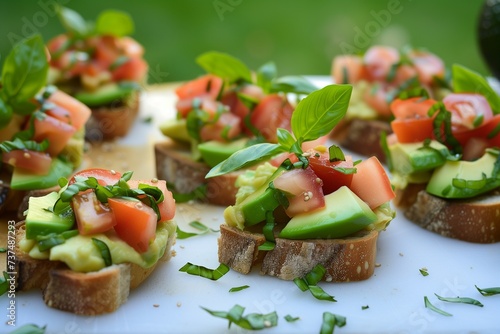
left=111, top=57, right=148, bottom=82
left=308, top=151, right=354, bottom=195
left=250, top=94, right=293, bottom=142
left=349, top=156, right=395, bottom=209
left=443, top=93, right=493, bottom=131
left=72, top=190, right=116, bottom=235
left=127, top=179, right=176, bottom=222
left=390, top=97, right=437, bottom=143
left=47, top=89, right=91, bottom=130
left=2, top=149, right=52, bottom=175
left=331, top=55, right=367, bottom=84
left=33, top=114, right=76, bottom=156
left=109, top=197, right=157, bottom=253
left=93, top=35, right=121, bottom=69
left=119, top=36, right=144, bottom=58
left=273, top=167, right=325, bottom=217
left=407, top=50, right=445, bottom=85
left=176, top=74, right=223, bottom=100
left=70, top=168, right=122, bottom=186
left=363, top=46, right=400, bottom=81
left=363, top=83, right=393, bottom=117
left=453, top=114, right=500, bottom=148
left=200, top=112, right=242, bottom=142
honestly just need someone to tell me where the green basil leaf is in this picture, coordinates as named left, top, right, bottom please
left=309, top=285, right=337, bottom=302
left=362, top=305, right=370, bottom=310
left=276, top=128, right=296, bottom=151
left=291, top=84, right=352, bottom=142
left=206, top=143, right=283, bottom=178
left=168, top=182, right=207, bottom=203
left=305, top=264, right=326, bottom=286
left=229, top=285, right=250, bottom=292
left=256, top=61, right=277, bottom=93
left=36, top=230, right=78, bottom=252
left=0, top=138, right=49, bottom=153
left=434, top=293, right=483, bottom=307
left=2, top=35, right=48, bottom=110
left=424, top=296, right=452, bottom=316
left=328, top=144, right=345, bottom=162
left=419, top=268, right=429, bottom=276
left=92, top=238, right=112, bottom=267
left=179, top=262, right=229, bottom=281
left=0, top=98, right=13, bottom=129
left=320, top=312, right=346, bottom=334
left=284, top=314, right=300, bottom=322
left=95, top=10, right=134, bottom=37
left=190, top=221, right=218, bottom=232
left=196, top=51, right=252, bottom=83
left=452, top=64, right=500, bottom=113
left=475, top=285, right=500, bottom=296
left=176, top=226, right=200, bottom=239
left=7, top=323, right=46, bottom=334
left=57, top=6, right=92, bottom=37
left=201, top=305, right=278, bottom=330
left=0, top=271, right=9, bottom=296
left=270, top=76, right=318, bottom=95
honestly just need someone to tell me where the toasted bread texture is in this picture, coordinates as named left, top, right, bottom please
left=154, top=141, right=242, bottom=206
left=218, top=224, right=379, bottom=282
left=402, top=189, right=500, bottom=243
left=14, top=221, right=176, bottom=315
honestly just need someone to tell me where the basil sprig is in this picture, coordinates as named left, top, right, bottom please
left=201, top=304, right=278, bottom=330
left=293, top=264, right=336, bottom=302
left=206, top=84, right=352, bottom=178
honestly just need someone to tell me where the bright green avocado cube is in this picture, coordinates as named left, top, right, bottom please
left=159, top=118, right=191, bottom=143
left=389, top=140, right=449, bottom=175
left=279, top=186, right=377, bottom=239
left=198, top=138, right=249, bottom=167
left=11, top=158, right=73, bottom=191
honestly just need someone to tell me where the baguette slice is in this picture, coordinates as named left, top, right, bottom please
left=218, top=224, right=379, bottom=282
left=14, top=221, right=176, bottom=315
left=331, top=118, right=391, bottom=163
left=154, top=141, right=242, bottom=206
left=85, top=91, right=140, bottom=141
left=403, top=189, right=500, bottom=243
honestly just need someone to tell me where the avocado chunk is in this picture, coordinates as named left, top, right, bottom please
left=390, top=140, right=449, bottom=176
left=159, top=118, right=191, bottom=143
left=25, top=192, right=74, bottom=239
left=426, top=151, right=500, bottom=199
left=198, top=138, right=249, bottom=167
left=279, top=186, right=377, bottom=239
left=10, top=158, right=73, bottom=191
left=75, top=82, right=138, bottom=107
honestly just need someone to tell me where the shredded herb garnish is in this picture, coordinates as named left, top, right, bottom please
left=36, top=230, right=78, bottom=252
left=328, top=144, right=345, bottom=162
left=293, top=264, right=336, bottom=302
left=229, top=285, right=250, bottom=293
left=0, top=248, right=6, bottom=253
left=424, top=296, right=452, bottom=316
left=176, top=221, right=218, bottom=239
left=320, top=312, right=346, bottom=334
left=0, top=271, right=9, bottom=296
left=179, top=262, right=229, bottom=281
left=419, top=268, right=429, bottom=276
left=7, top=323, right=47, bottom=334
left=361, top=305, right=369, bottom=310
left=380, top=131, right=393, bottom=171
left=201, top=304, right=278, bottom=330
left=284, top=314, right=300, bottom=322
left=434, top=293, right=483, bottom=307
left=92, top=238, right=112, bottom=267
left=475, top=285, right=500, bottom=296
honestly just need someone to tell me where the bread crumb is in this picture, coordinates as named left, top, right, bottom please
left=399, top=252, right=404, bottom=257
left=176, top=302, right=182, bottom=307
left=375, top=263, right=381, bottom=267
left=153, top=304, right=159, bottom=308
left=179, top=245, right=185, bottom=249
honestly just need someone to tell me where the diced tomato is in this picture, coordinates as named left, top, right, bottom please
left=47, top=89, right=91, bottom=130
left=363, top=83, right=393, bottom=117
left=221, top=91, right=248, bottom=119
left=453, top=114, right=500, bottom=148
left=47, top=34, right=69, bottom=57
left=250, top=94, right=293, bottom=142
left=111, top=57, right=148, bottom=82
left=127, top=179, right=176, bottom=222
left=443, top=93, right=493, bottom=131
left=273, top=167, right=325, bottom=217
left=390, top=97, right=437, bottom=143
left=109, top=197, right=157, bottom=253
left=72, top=190, right=116, bottom=235
left=363, top=46, right=400, bottom=81
left=331, top=55, right=367, bottom=84
left=392, top=64, right=418, bottom=85
left=57, top=50, right=88, bottom=78
left=94, top=35, right=121, bottom=69
left=462, top=137, right=489, bottom=161
left=407, top=50, right=445, bottom=85
left=200, top=112, right=242, bottom=142
left=349, top=156, right=395, bottom=209
left=119, top=36, right=144, bottom=58
left=308, top=150, right=354, bottom=195
left=2, top=149, right=52, bottom=175
left=70, top=168, right=122, bottom=186
left=176, top=74, right=223, bottom=100
left=33, top=114, right=76, bottom=156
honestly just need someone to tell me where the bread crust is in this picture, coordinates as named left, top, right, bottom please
left=14, top=221, right=176, bottom=315
left=218, top=224, right=379, bottom=282
left=403, top=189, right=500, bottom=243
left=154, top=141, right=242, bottom=206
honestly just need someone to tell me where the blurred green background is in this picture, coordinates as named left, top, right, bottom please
left=0, top=0, right=491, bottom=84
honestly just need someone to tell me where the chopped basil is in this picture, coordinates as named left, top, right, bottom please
left=380, top=131, right=393, bottom=171
left=0, top=248, right=6, bottom=253
left=229, top=285, right=249, bottom=293
left=328, top=144, right=345, bottom=162
left=36, top=230, right=78, bottom=252
left=419, top=268, right=429, bottom=276
left=284, top=314, right=300, bottom=322
left=361, top=305, right=369, bottom=310
left=428, top=102, right=462, bottom=155
left=8, top=324, right=46, bottom=334
left=189, top=221, right=219, bottom=233
left=92, top=238, right=112, bottom=267
left=0, top=271, right=9, bottom=296
left=434, top=293, right=483, bottom=307
left=475, top=285, right=500, bottom=296
left=201, top=304, right=278, bottom=330
left=258, top=211, right=277, bottom=251
left=168, top=183, right=207, bottom=203
left=0, top=138, right=49, bottom=153
left=293, top=264, right=336, bottom=302
left=176, top=222, right=218, bottom=240
left=424, top=296, right=452, bottom=317
left=179, top=262, right=229, bottom=281
left=320, top=312, right=346, bottom=334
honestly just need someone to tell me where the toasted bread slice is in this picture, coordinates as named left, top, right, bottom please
left=154, top=141, right=242, bottom=206
left=403, top=189, right=500, bottom=243
left=14, top=221, right=176, bottom=315
left=218, top=224, right=379, bottom=282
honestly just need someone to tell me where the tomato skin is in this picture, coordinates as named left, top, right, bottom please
left=349, top=156, right=395, bottom=209
left=408, top=50, right=445, bottom=85
left=119, top=36, right=144, bottom=58
left=363, top=83, right=392, bottom=117
left=390, top=97, right=437, bottom=143
left=69, top=168, right=122, bottom=186
left=2, top=150, right=52, bottom=175
left=47, top=89, right=91, bottom=131
left=72, top=190, right=116, bottom=235
left=33, top=115, right=76, bottom=156
left=127, top=179, right=176, bottom=222
left=176, top=74, right=223, bottom=100
left=109, top=197, right=157, bottom=253
left=273, top=166, right=325, bottom=217
left=443, top=93, right=493, bottom=131
left=308, top=151, right=354, bottom=195
left=250, top=94, right=293, bottom=142
left=331, top=55, right=367, bottom=83
left=363, top=46, right=400, bottom=81
left=454, top=114, right=500, bottom=148
left=111, top=57, right=148, bottom=82
left=200, top=112, right=242, bottom=142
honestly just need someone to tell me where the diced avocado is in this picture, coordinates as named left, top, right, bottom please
left=59, top=127, right=85, bottom=168
left=25, top=192, right=74, bottom=239
left=75, top=82, right=137, bottom=107
left=159, top=118, right=190, bottom=143
left=279, top=186, right=377, bottom=239
left=198, top=138, right=249, bottom=167
left=225, top=166, right=287, bottom=229
left=426, top=151, right=500, bottom=199
left=390, top=140, right=449, bottom=176
left=10, top=158, right=73, bottom=191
